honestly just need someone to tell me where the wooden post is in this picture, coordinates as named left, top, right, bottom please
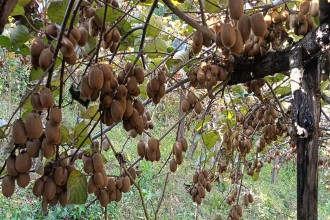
left=290, top=46, right=320, bottom=220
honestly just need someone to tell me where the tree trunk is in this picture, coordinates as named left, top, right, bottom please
left=290, top=47, right=320, bottom=220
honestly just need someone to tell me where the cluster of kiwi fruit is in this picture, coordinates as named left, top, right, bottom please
left=146, top=68, right=167, bottom=104
left=169, top=137, right=188, bottom=172
left=136, top=138, right=161, bottom=162
left=101, top=26, right=121, bottom=53
left=181, top=91, right=204, bottom=114
left=286, top=0, right=318, bottom=36
left=2, top=151, right=32, bottom=197
left=225, top=185, right=240, bottom=205
left=189, top=169, right=212, bottom=205
left=217, top=148, right=228, bottom=174
left=243, top=78, right=266, bottom=97
left=189, top=62, right=229, bottom=89
left=191, top=30, right=215, bottom=54
left=33, top=162, right=74, bottom=213
left=228, top=205, right=243, bottom=220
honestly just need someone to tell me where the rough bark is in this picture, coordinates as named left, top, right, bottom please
left=0, top=0, right=18, bottom=34
left=290, top=46, right=321, bottom=220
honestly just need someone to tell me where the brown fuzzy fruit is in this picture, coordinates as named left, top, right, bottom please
left=31, top=37, right=45, bottom=57
left=26, top=139, right=41, bottom=158
left=43, top=178, right=57, bottom=200
left=134, top=67, right=145, bottom=84
left=181, top=99, right=191, bottom=113
left=127, top=76, right=138, bottom=93
left=45, top=120, right=61, bottom=144
left=33, top=178, right=44, bottom=197
left=12, top=119, right=27, bottom=144
left=100, top=64, right=113, bottom=82
left=49, top=107, right=62, bottom=124
left=230, top=28, right=244, bottom=55
left=30, top=92, right=43, bottom=111
left=45, top=24, right=58, bottom=40
left=187, top=92, right=197, bottom=105
left=25, top=112, right=43, bottom=139
left=271, top=11, right=281, bottom=23
left=42, top=139, right=55, bottom=158
left=310, top=1, right=319, bottom=17
left=17, top=172, right=30, bottom=188
left=251, top=12, right=267, bottom=37
left=300, top=1, right=310, bottom=15
left=94, top=172, right=104, bottom=188
left=2, top=176, right=15, bottom=197
left=40, top=87, right=54, bottom=108
left=39, top=47, right=53, bottom=70
left=179, top=137, right=188, bottom=152
left=54, top=166, right=68, bottom=186
left=148, top=138, right=159, bottom=152
left=238, top=14, right=251, bottom=42
left=169, top=159, right=178, bottom=172
left=78, top=26, right=88, bottom=47
left=248, top=193, right=253, bottom=203
left=6, top=156, right=18, bottom=177
left=280, top=10, right=289, bottom=22
left=99, top=189, right=110, bottom=207
left=83, top=156, right=94, bottom=174
left=121, top=176, right=131, bottom=193
left=88, top=177, right=96, bottom=194
left=137, top=141, right=146, bottom=157
left=194, top=101, right=204, bottom=114
left=229, top=0, right=244, bottom=20
left=60, top=37, right=75, bottom=58
left=112, top=28, right=121, bottom=42
left=64, top=52, right=77, bottom=65
left=107, top=177, right=116, bottom=192
left=92, top=153, right=104, bottom=173
left=146, top=82, right=156, bottom=98
left=15, top=151, right=32, bottom=173
left=80, top=75, right=94, bottom=98
left=88, top=66, right=104, bottom=90
left=221, top=24, right=236, bottom=48
left=128, top=167, right=137, bottom=182
left=173, top=141, right=182, bottom=156
left=192, top=31, right=203, bottom=48
left=111, top=100, right=124, bottom=122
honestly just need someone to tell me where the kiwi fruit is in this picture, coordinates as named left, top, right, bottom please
left=122, top=99, right=133, bottom=118
left=60, top=37, right=75, bottom=58
left=17, top=172, right=30, bottom=188
left=187, top=92, right=197, bottom=105
left=198, top=186, right=206, bottom=198
left=33, top=178, right=44, bottom=197
left=298, top=21, right=309, bottom=35
left=215, top=30, right=224, bottom=48
left=169, top=159, right=178, bottom=172
left=94, top=172, right=104, bottom=188
left=192, top=31, right=203, bottom=48
left=251, top=12, right=267, bottom=37
left=80, top=75, right=94, bottom=98
left=102, top=96, right=113, bottom=109
left=134, top=66, right=145, bottom=84
left=39, top=47, right=53, bottom=70
left=194, top=101, right=204, bottom=114
left=310, top=1, right=319, bottom=17
left=205, top=181, right=212, bottom=192
left=115, top=85, right=128, bottom=99
left=221, top=24, right=236, bottom=48
left=12, top=119, right=27, bottom=144
left=178, top=137, right=188, bottom=152
left=54, top=166, right=68, bottom=186
left=103, top=27, right=114, bottom=43
left=271, top=11, right=281, bottom=23
left=64, top=52, right=77, bottom=65
left=137, top=141, right=146, bottom=157
left=128, top=167, right=137, bottom=182
left=173, top=141, right=182, bottom=156
left=40, top=87, right=54, bottom=109
left=83, top=156, right=94, bottom=174
left=133, top=99, right=144, bottom=115
left=98, top=189, right=109, bottom=207
left=121, top=176, right=131, bottom=193
left=45, top=120, right=61, bottom=144
left=115, top=177, right=123, bottom=190
left=2, top=175, right=15, bottom=197
left=59, top=191, right=68, bottom=207
left=175, top=153, right=183, bottom=165
left=45, top=24, right=58, bottom=40
left=84, top=6, right=95, bottom=18
left=111, top=100, right=124, bottom=122
left=181, top=99, right=191, bottom=113
left=69, top=26, right=81, bottom=42
left=157, top=84, right=166, bottom=98
left=15, top=151, right=32, bottom=173
left=31, top=37, right=45, bottom=57
left=148, top=138, right=159, bottom=152
left=100, top=64, right=113, bottom=82
left=238, top=14, right=251, bottom=42
left=88, top=66, right=104, bottom=90
left=298, top=13, right=307, bottom=23
left=127, top=76, right=138, bottom=93
left=112, top=28, right=121, bottom=43
left=300, top=1, right=310, bottom=15
left=30, top=92, right=44, bottom=111
left=107, top=177, right=116, bottom=192
left=6, top=156, right=18, bottom=177
left=150, top=77, right=160, bottom=91
left=88, top=177, right=96, bottom=194
left=229, top=0, right=244, bottom=20
left=280, top=10, right=289, bottom=22
left=92, top=153, right=104, bottom=173
left=42, top=139, right=55, bottom=158
left=78, top=26, right=88, bottom=47
left=49, top=107, right=62, bottom=125
left=146, top=82, right=156, bottom=98
left=26, top=139, right=41, bottom=158
left=230, top=28, right=244, bottom=55
left=248, top=193, right=253, bottom=203
left=43, top=178, right=57, bottom=200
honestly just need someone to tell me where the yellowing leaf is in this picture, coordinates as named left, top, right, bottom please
left=67, top=170, right=87, bottom=204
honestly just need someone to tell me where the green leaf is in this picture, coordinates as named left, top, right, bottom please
left=146, top=15, right=163, bottom=37
left=48, top=0, right=76, bottom=24
left=203, top=131, right=220, bottom=150
left=67, top=170, right=88, bottom=204
left=144, top=39, right=168, bottom=58
left=252, top=171, right=260, bottom=181
left=95, top=7, right=124, bottom=23
left=10, top=25, right=30, bottom=46
left=195, top=115, right=211, bottom=131
left=321, top=80, right=330, bottom=91
left=10, top=5, right=25, bottom=16
left=0, top=128, right=5, bottom=139
left=61, top=125, right=70, bottom=145
left=18, top=0, right=31, bottom=6
left=202, top=0, right=222, bottom=13
left=0, top=36, right=11, bottom=49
